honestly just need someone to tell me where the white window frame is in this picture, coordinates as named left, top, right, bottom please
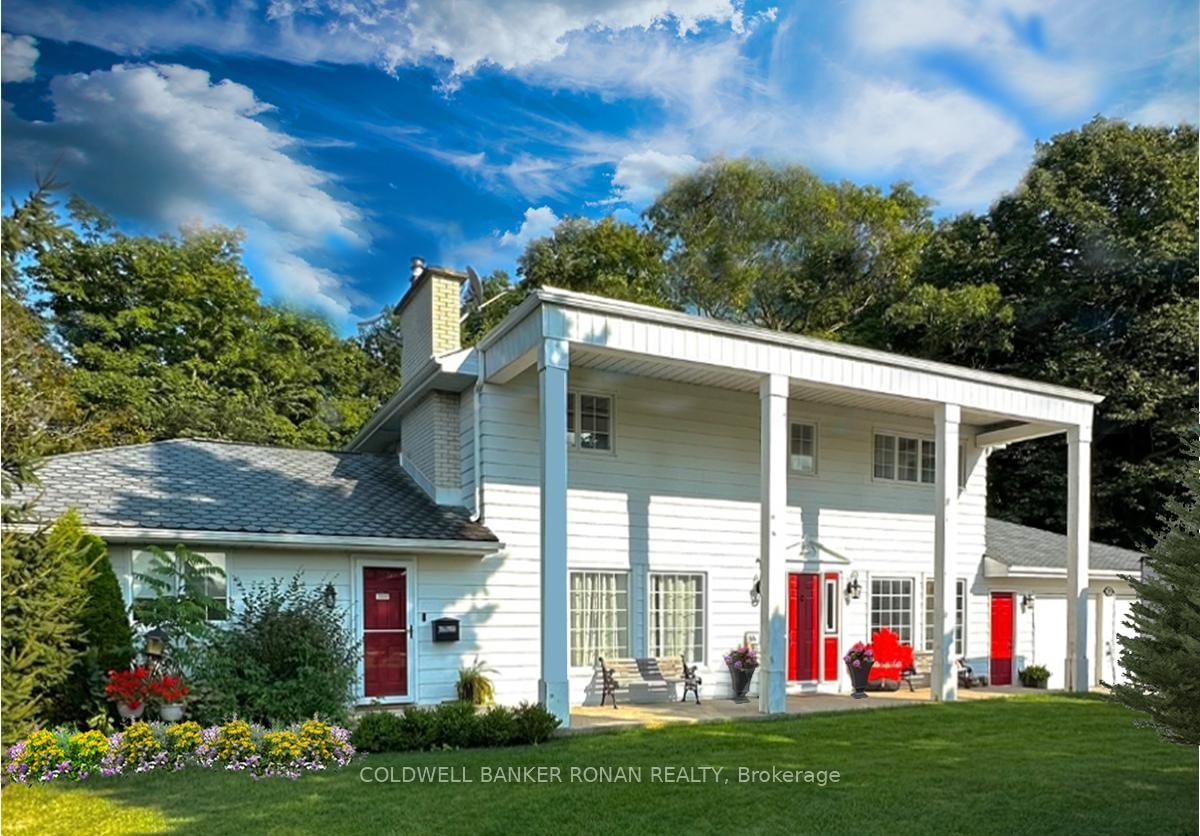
left=130, top=549, right=229, bottom=623
left=924, top=577, right=967, bottom=655
left=567, top=390, right=616, bottom=454
left=788, top=420, right=818, bottom=476
left=872, top=429, right=936, bottom=486
left=647, top=571, right=707, bottom=664
left=568, top=569, right=630, bottom=667
left=869, top=576, right=915, bottom=645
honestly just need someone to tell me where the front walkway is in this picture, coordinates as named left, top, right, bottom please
left=568, top=686, right=1022, bottom=733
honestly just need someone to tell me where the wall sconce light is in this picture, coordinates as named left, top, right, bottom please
left=322, top=582, right=338, bottom=610
left=750, top=559, right=761, bottom=607
left=1021, top=593, right=1036, bottom=613
left=844, top=571, right=861, bottom=601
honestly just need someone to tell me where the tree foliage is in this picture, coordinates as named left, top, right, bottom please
left=1110, top=431, right=1200, bottom=745
left=916, top=118, right=1198, bottom=545
left=646, top=159, right=934, bottom=338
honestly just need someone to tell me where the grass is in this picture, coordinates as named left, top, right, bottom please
left=3, top=695, right=1194, bottom=836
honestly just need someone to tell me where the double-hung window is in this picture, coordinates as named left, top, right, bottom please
left=649, top=573, right=705, bottom=664
left=131, top=550, right=228, bottom=622
left=874, top=432, right=936, bottom=485
left=567, top=392, right=613, bottom=452
left=789, top=422, right=817, bottom=475
left=568, top=570, right=629, bottom=666
left=924, top=578, right=967, bottom=655
left=869, top=577, right=914, bottom=644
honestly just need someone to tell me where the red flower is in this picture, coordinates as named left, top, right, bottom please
left=148, top=675, right=191, bottom=705
left=105, top=667, right=151, bottom=707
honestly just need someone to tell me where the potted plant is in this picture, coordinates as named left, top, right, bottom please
left=456, top=658, right=496, bottom=706
left=105, top=667, right=151, bottom=721
left=724, top=644, right=758, bottom=701
left=1018, top=664, right=1051, bottom=689
left=149, top=674, right=191, bottom=722
left=844, top=641, right=875, bottom=698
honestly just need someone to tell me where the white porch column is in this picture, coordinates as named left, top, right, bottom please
left=1066, top=424, right=1091, bottom=692
left=759, top=373, right=788, bottom=714
left=538, top=337, right=570, bottom=725
left=932, top=403, right=960, bottom=702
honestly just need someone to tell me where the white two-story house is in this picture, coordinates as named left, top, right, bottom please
left=32, top=263, right=1143, bottom=726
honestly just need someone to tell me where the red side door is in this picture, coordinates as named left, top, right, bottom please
left=990, top=592, right=1014, bottom=686
left=788, top=573, right=820, bottom=682
left=363, top=567, right=409, bottom=698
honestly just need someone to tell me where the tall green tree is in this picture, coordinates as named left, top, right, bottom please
left=917, top=118, right=1198, bottom=546
left=1, top=509, right=95, bottom=745
left=646, top=159, right=934, bottom=338
left=9, top=197, right=398, bottom=449
left=1111, top=431, right=1200, bottom=745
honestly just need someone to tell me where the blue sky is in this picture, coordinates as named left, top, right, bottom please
left=2, top=1, right=1196, bottom=333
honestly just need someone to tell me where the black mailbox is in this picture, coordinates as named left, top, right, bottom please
left=432, top=617, right=460, bottom=643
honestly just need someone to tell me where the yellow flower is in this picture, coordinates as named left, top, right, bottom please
left=68, top=730, right=109, bottom=762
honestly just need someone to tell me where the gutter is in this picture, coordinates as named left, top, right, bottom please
left=8, top=523, right=503, bottom=556
left=471, top=345, right=485, bottom=522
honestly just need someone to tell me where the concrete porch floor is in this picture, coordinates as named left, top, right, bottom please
left=568, top=686, right=1024, bottom=733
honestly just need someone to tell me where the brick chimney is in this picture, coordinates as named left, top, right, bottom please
left=397, top=257, right=465, bottom=385
left=396, top=257, right=467, bottom=504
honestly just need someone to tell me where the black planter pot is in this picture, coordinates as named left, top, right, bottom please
left=847, top=659, right=874, bottom=698
left=728, top=664, right=757, bottom=701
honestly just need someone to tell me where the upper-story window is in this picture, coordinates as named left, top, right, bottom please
left=567, top=392, right=613, bottom=452
left=874, top=432, right=935, bottom=484
left=789, top=422, right=817, bottom=475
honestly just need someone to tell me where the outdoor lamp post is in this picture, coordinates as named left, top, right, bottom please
left=143, top=626, right=168, bottom=660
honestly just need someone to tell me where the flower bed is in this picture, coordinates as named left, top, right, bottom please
left=4, top=719, right=354, bottom=783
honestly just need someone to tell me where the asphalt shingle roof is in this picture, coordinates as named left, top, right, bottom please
left=986, top=517, right=1142, bottom=573
left=22, top=439, right=497, bottom=543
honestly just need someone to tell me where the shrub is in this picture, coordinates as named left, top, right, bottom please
left=5, top=719, right=355, bottom=783
left=433, top=700, right=480, bottom=749
left=48, top=511, right=134, bottom=727
left=512, top=702, right=561, bottom=745
left=190, top=574, right=359, bottom=725
left=1018, top=665, right=1051, bottom=686
left=350, top=711, right=403, bottom=753
left=351, top=702, right=559, bottom=753
left=476, top=705, right=516, bottom=747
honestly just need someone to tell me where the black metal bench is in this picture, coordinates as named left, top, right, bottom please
left=597, top=655, right=702, bottom=708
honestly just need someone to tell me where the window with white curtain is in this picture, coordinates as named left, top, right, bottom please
left=789, top=422, right=817, bottom=475
left=924, top=578, right=966, bottom=654
left=649, top=573, right=705, bottom=663
left=869, top=577, right=914, bottom=644
left=569, top=570, right=629, bottom=666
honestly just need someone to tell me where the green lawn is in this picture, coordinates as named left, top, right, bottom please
left=3, top=695, right=1194, bottom=836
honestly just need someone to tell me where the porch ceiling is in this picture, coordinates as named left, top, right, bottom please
left=570, top=345, right=1011, bottom=426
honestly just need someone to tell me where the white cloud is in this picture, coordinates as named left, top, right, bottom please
left=2, top=63, right=367, bottom=323
left=497, top=206, right=561, bottom=248
left=608, top=149, right=701, bottom=205
left=2, top=33, right=39, bottom=83
left=1125, top=92, right=1200, bottom=126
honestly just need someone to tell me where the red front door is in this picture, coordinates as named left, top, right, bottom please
left=363, top=567, right=409, bottom=698
left=990, top=592, right=1014, bottom=686
left=788, top=573, right=820, bottom=681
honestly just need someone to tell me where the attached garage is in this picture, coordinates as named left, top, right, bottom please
left=984, top=519, right=1143, bottom=690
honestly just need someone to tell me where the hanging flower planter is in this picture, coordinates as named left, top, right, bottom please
left=844, top=642, right=875, bottom=699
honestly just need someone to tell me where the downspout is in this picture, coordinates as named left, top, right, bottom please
left=470, top=348, right=485, bottom=523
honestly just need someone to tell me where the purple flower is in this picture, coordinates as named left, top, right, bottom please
left=852, top=659, right=861, bottom=668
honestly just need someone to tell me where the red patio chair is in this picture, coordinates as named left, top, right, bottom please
left=868, top=629, right=914, bottom=689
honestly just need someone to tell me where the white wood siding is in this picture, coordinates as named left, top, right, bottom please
left=462, top=364, right=993, bottom=705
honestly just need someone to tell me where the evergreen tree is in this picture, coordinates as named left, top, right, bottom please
left=1, top=508, right=94, bottom=745
left=47, top=511, right=134, bottom=727
left=1110, top=430, right=1200, bottom=745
